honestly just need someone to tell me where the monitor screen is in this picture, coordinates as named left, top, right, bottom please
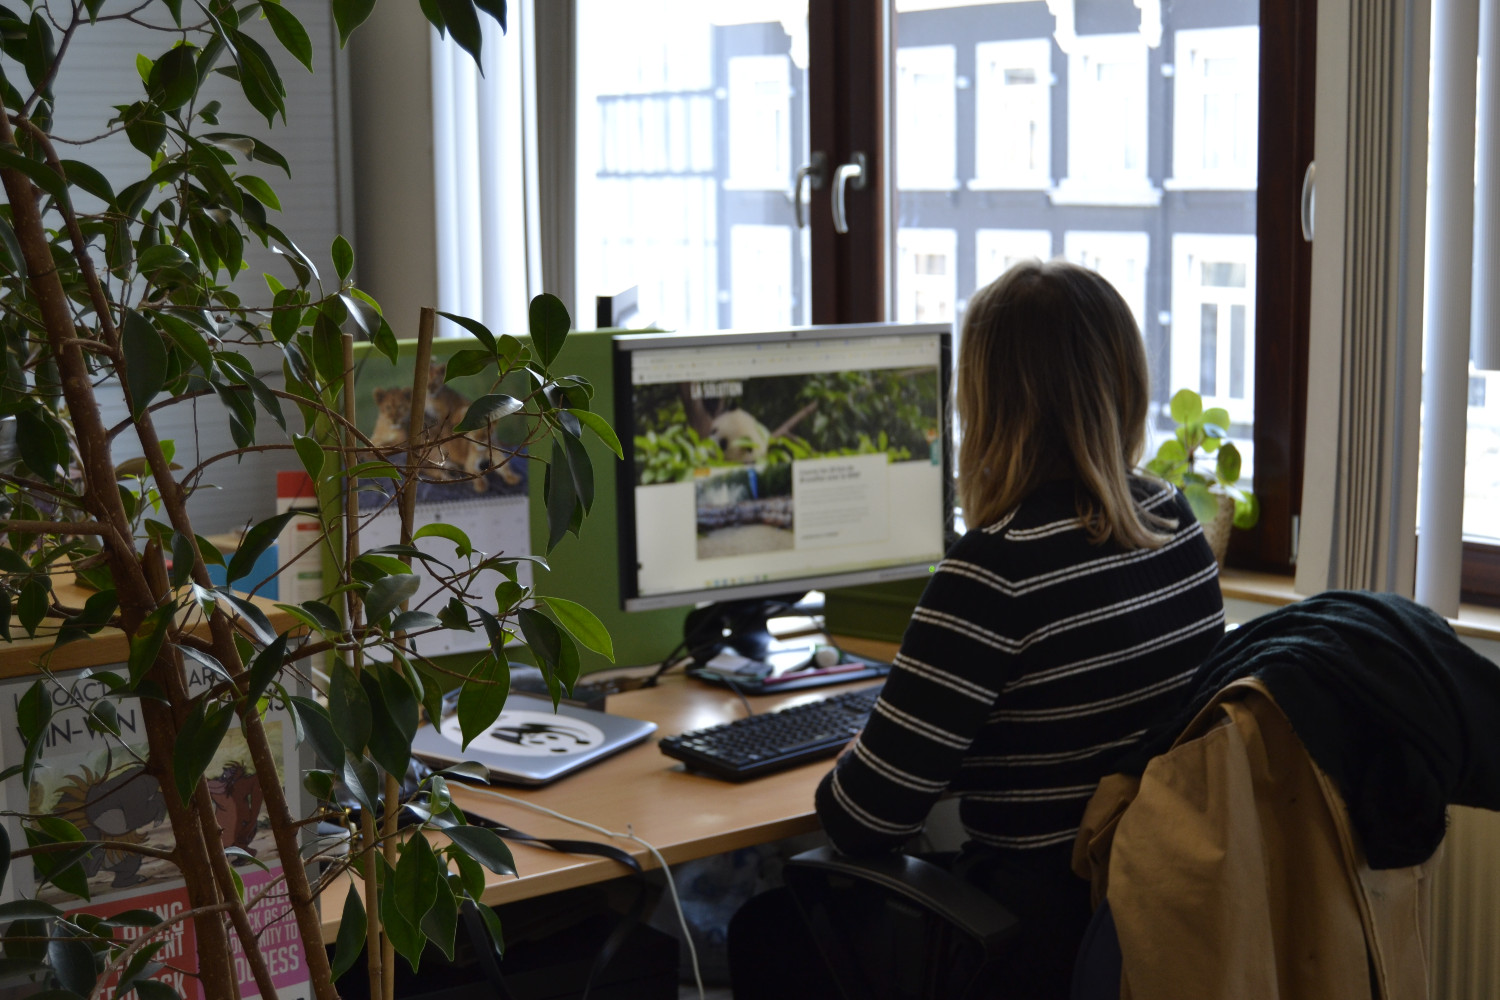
left=614, top=323, right=953, bottom=612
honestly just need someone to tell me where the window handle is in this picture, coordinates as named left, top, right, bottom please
left=792, top=152, right=828, bottom=230
left=831, top=152, right=868, bottom=235
left=1300, top=160, right=1316, bottom=242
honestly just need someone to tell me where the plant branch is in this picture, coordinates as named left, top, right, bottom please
left=0, top=519, right=110, bottom=536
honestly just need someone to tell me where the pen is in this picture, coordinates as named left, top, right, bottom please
left=761, top=662, right=871, bottom=686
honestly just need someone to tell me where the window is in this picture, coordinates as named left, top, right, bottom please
left=730, top=224, right=795, bottom=328
left=1169, top=27, right=1260, bottom=189
left=1171, top=234, right=1258, bottom=427
left=972, top=39, right=1052, bottom=189
left=726, top=55, right=794, bottom=189
left=1063, top=230, right=1150, bottom=333
left=896, top=228, right=958, bottom=322
left=1053, top=34, right=1156, bottom=206
left=896, top=45, right=959, bottom=190
left=1469, top=370, right=1500, bottom=541
left=975, top=229, right=1053, bottom=287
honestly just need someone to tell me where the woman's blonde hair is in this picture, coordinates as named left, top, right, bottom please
left=956, top=258, right=1173, bottom=548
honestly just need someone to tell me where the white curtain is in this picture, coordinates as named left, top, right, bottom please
left=431, top=0, right=542, bottom=339
left=1295, top=0, right=1430, bottom=598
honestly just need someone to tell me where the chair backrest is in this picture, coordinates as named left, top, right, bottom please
left=782, top=847, right=1020, bottom=1000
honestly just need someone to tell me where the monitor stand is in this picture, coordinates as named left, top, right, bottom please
left=682, top=593, right=821, bottom=668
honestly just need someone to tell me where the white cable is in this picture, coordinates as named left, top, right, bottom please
left=463, top=786, right=706, bottom=1000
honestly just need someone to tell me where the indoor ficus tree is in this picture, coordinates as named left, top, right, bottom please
left=0, top=2, right=618, bottom=999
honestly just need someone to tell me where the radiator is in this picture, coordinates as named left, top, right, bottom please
left=1430, top=806, right=1500, bottom=998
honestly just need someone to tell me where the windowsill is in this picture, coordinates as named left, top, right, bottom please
left=902, top=180, right=963, bottom=192
left=1218, top=566, right=1500, bottom=644
left=1162, top=176, right=1257, bottom=192
left=967, top=179, right=1051, bottom=192
left=1048, top=179, right=1162, bottom=207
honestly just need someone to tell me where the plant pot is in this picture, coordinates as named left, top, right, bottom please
left=1201, top=492, right=1235, bottom=566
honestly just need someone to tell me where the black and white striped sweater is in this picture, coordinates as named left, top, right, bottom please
left=815, top=476, right=1225, bottom=857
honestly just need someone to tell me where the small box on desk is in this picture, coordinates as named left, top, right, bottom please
left=822, top=577, right=928, bottom=644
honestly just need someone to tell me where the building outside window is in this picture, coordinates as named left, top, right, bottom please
left=1052, top=33, right=1156, bottom=206
left=971, top=38, right=1052, bottom=189
left=896, top=228, right=959, bottom=323
left=896, top=45, right=959, bottom=190
left=730, top=224, right=795, bottom=328
left=1168, top=26, right=1260, bottom=189
left=975, top=228, right=1053, bottom=287
left=1170, top=234, right=1257, bottom=427
left=726, top=54, right=794, bottom=190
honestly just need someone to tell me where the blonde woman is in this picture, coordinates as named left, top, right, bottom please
left=731, top=261, right=1225, bottom=999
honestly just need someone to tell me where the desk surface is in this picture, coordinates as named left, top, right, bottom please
left=319, top=635, right=897, bottom=938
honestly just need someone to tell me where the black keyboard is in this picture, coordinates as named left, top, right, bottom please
left=659, top=685, right=882, bottom=781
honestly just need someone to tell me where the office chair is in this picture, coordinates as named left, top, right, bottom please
left=781, top=846, right=1021, bottom=1000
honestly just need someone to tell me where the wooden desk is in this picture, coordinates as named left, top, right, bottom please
left=319, top=635, right=897, bottom=939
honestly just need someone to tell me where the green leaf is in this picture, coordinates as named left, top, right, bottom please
left=137, top=243, right=192, bottom=273
left=58, top=159, right=115, bottom=207
left=174, top=701, right=236, bottom=807
left=412, top=522, right=474, bottom=558
left=453, top=394, right=523, bottom=433
left=155, top=312, right=214, bottom=374
left=122, top=310, right=168, bottom=419
left=23, top=13, right=55, bottom=99
left=442, top=348, right=493, bottom=380
left=1233, top=491, right=1261, bottom=530
left=363, top=573, right=422, bottom=625
left=329, top=886, right=367, bottom=980
left=422, top=877, right=461, bottom=961
left=127, top=605, right=173, bottom=688
left=14, top=409, right=62, bottom=483
left=1169, top=388, right=1203, bottom=424
left=0, top=900, right=61, bottom=922
left=436, top=311, right=496, bottom=354
left=572, top=408, right=623, bottom=459
left=516, top=606, right=563, bottom=670
left=0, top=212, right=27, bottom=281
left=148, top=43, right=199, bottom=111
left=445, top=824, right=516, bottom=876
left=544, top=443, right=577, bottom=552
left=560, top=431, right=595, bottom=513
left=329, top=661, right=373, bottom=754
left=122, top=101, right=168, bottom=157
left=244, top=633, right=289, bottom=708
left=332, top=0, right=378, bottom=46
left=288, top=695, right=345, bottom=769
left=475, top=0, right=508, bottom=32
left=528, top=293, right=570, bottom=368
left=47, top=931, right=97, bottom=997
left=214, top=588, right=277, bottom=644
left=0, top=824, right=9, bottom=897
left=17, top=680, right=52, bottom=744
left=436, top=0, right=485, bottom=63
left=225, top=511, right=297, bottom=587
left=236, top=174, right=282, bottom=211
left=1215, top=442, right=1243, bottom=485
left=332, top=234, right=354, bottom=282
left=260, top=1, right=314, bottom=70
left=456, top=657, right=509, bottom=749
left=293, top=433, right=325, bottom=480
left=1202, top=407, right=1231, bottom=433
left=537, top=595, right=613, bottom=660
left=1182, top=482, right=1219, bottom=525
left=342, top=752, right=381, bottom=814
left=362, top=668, right=415, bottom=777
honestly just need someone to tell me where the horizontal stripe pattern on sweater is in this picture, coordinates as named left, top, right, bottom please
left=815, top=477, right=1225, bottom=860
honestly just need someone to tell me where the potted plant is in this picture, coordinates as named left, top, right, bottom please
left=0, top=4, right=616, bottom=1000
left=1145, top=389, right=1260, bottom=563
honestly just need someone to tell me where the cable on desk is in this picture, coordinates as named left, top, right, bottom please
left=465, top=785, right=707, bottom=1000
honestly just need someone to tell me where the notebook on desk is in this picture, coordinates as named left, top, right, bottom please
left=411, top=694, right=657, bottom=786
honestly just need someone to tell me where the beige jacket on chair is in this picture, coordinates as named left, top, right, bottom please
left=1073, top=677, right=1438, bottom=1000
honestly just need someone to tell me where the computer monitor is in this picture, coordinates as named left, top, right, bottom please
left=613, top=323, right=954, bottom=662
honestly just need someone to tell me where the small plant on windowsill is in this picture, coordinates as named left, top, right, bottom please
left=1145, top=389, right=1260, bottom=563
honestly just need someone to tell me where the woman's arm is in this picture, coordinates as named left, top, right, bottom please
left=815, top=533, right=1008, bottom=856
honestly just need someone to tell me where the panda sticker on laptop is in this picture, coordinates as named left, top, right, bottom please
left=413, top=693, right=657, bottom=785
left=440, top=710, right=605, bottom=757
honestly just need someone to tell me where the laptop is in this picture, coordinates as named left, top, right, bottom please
left=411, top=694, right=658, bottom=786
